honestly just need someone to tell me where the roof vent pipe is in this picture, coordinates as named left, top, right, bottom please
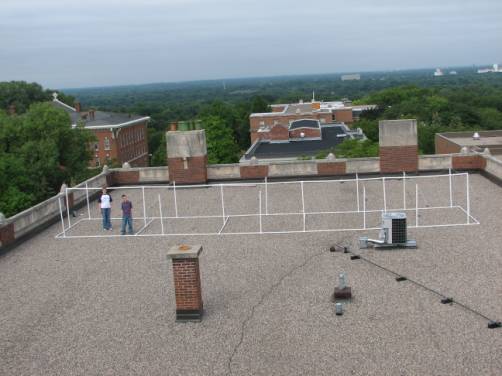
left=473, top=132, right=480, bottom=140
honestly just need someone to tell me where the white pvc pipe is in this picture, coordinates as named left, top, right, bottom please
left=356, top=173, right=360, bottom=212
left=449, top=168, right=453, bottom=207
left=173, top=181, right=178, bottom=218
left=415, top=184, right=419, bottom=227
left=382, top=177, right=387, bottom=213
left=65, top=188, right=71, bottom=228
left=466, top=173, right=470, bottom=224
left=58, top=196, right=66, bottom=237
left=158, top=194, right=164, bottom=235
left=71, top=172, right=469, bottom=191
left=142, top=186, right=147, bottom=226
left=85, top=181, right=91, bottom=219
left=220, top=184, right=225, bottom=226
left=363, top=186, right=366, bottom=229
left=265, top=176, right=268, bottom=215
left=301, top=181, right=306, bottom=232
left=258, top=191, right=263, bottom=234
left=403, top=171, right=406, bottom=210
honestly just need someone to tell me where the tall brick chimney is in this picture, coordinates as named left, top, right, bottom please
left=74, top=101, right=81, bottom=113
left=166, top=129, right=208, bottom=184
left=169, top=122, right=178, bottom=131
left=379, top=119, right=418, bottom=173
left=167, top=244, right=204, bottom=322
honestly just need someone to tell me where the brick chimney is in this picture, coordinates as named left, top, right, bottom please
left=379, top=119, right=418, bottom=173
left=74, top=101, right=81, bottom=113
left=167, top=244, right=204, bottom=322
left=89, top=109, right=95, bottom=121
left=166, top=130, right=208, bottom=184
left=170, top=122, right=178, bottom=131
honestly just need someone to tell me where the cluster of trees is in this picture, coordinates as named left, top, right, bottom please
left=0, top=82, right=94, bottom=217
left=354, top=82, right=502, bottom=153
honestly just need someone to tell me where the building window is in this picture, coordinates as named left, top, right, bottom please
left=104, top=137, right=111, bottom=150
left=95, top=158, right=100, bottom=167
left=94, top=142, right=99, bottom=151
left=259, top=121, right=265, bottom=126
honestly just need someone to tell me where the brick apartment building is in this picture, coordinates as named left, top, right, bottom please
left=249, top=98, right=376, bottom=143
left=51, top=93, right=150, bottom=167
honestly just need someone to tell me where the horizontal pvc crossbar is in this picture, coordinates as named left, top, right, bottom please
left=65, top=172, right=469, bottom=191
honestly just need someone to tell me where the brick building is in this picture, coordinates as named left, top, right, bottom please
left=51, top=93, right=150, bottom=167
left=242, top=119, right=365, bottom=162
left=250, top=98, right=376, bottom=143
left=436, top=130, right=502, bottom=156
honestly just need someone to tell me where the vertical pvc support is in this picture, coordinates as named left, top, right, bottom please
left=265, top=176, right=268, bottom=215
left=449, top=168, right=453, bottom=208
left=158, top=194, right=164, bottom=235
left=65, top=188, right=71, bottom=228
left=466, top=173, right=470, bottom=224
left=363, top=186, right=366, bottom=229
left=58, top=195, right=66, bottom=237
left=402, top=171, right=406, bottom=210
left=356, top=173, right=360, bottom=212
left=415, top=184, right=419, bottom=227
left=85, top=182, right=91, bottom=219
left=382, top=177, right=387, bottom=213
left=301, top=181, right=306, bottom=232
left=173, top=181, right=178, bottom=218
left=142, top=186, right=147, bottom=226
left=220, top=184, right=225, bottom=226
left=258, top=190, right=263, bottom=234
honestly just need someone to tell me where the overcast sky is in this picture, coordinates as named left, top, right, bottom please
left=0, top=0, right=501, bottom=88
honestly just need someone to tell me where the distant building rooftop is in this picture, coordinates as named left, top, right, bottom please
left=436, top=130, right=502, bottom=156
left=243, top=123, right=364, bottom=161
left=51, top=93, right=149, bottom=129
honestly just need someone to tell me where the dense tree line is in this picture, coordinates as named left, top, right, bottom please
left=0, top=83, right=94, bottom=217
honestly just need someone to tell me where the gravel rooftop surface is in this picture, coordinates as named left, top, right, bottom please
left=0, top=173, right=501, bottom=376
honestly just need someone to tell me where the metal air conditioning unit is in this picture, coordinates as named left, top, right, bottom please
left=359, top=212, right=416, bottom=249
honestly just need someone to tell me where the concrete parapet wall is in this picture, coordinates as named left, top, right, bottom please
left=317, top=161, right=347, bottom=176
left=419, top=154, right=452, bottom=170
left=484, top=155, right=502, bottom=177
left=0, top=172, right=109, bottom=250
left=208, top=164, right=241, bottom=180
left=346, top=157, right=380, bottom=174
left=139, top=167, right=169, bottom=182
left=268, top=161, right=318, bottom=178
left=452, top=154, right=487, bottom=170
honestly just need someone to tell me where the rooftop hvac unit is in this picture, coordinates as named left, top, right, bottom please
left=359, top=212, right=416, bottom=249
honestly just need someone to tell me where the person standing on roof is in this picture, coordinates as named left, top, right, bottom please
left=98, top=187, right=113, bottom=230
left=120, top=194, right=134, bottom=235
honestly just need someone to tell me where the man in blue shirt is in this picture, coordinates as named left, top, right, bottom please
left=120, top=194, right=134, bottom=235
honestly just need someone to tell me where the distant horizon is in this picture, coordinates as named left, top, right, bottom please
left=60, top=63, right=492, bottom=91
left=2, top=0, right=501, bottom=89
